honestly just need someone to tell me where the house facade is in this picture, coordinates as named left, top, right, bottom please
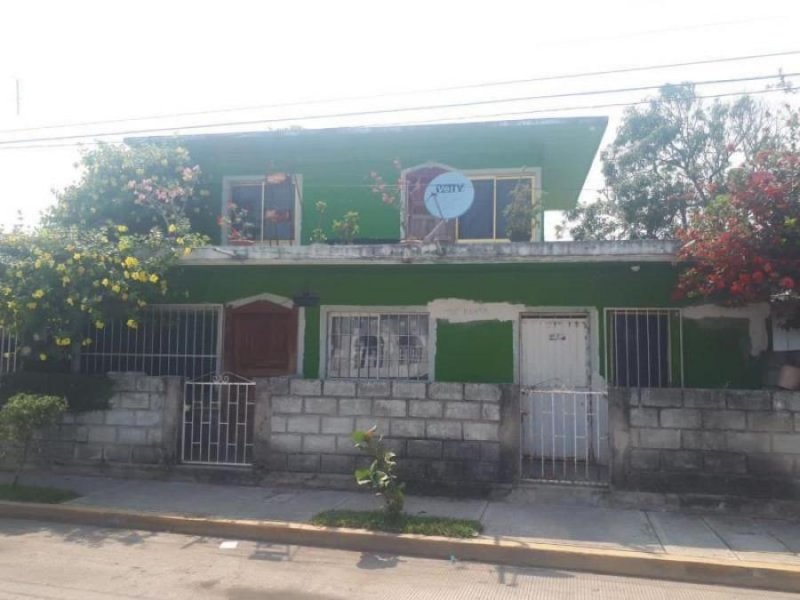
left=11, top=118, right=793, bottom=495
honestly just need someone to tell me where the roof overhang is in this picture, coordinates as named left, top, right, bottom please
left=181, top=240, right=679, bottom=267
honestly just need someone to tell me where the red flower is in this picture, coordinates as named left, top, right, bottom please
left=780, top=277, right=796, bottom=290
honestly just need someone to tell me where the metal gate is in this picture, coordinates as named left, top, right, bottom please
left=521, top=389, right=609, bottom=484
left=182, top=372, right=255, bottom=466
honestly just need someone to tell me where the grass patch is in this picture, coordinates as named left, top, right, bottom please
left=311, top=509, right=482, bottom=538
left=0, top=484, right=79, bottom=504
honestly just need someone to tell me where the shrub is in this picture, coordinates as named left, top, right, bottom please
left=352, top=427, right=405, bottom=520
left=0, top=372, right=112, bottom=412
left=0, top=393, right=67, bottom=485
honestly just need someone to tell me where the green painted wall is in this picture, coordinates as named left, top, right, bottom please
left=436, top=321, right=514, bottom=383
left=682, top=319, right=763, bottom=389
left=164, top=261, right=762, bottom=387
left=166, top=119, right=607, bottom=243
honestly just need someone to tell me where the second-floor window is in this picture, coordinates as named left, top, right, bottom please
left=222, top=175, right=298, bottom=244
left=458, top=175, right=536, bottom=241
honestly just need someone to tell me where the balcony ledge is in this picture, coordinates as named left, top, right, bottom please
left=181, top=240, right=679, bottom=266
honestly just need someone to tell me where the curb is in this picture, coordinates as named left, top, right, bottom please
left=1, top=501, right=799, bottom=593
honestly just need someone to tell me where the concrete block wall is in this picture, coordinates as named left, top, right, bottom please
left=610, top=387, right=800, bottom=499
left=264, top=378, right=516, bottom=486
left=42, top=374, right=182, bottom=466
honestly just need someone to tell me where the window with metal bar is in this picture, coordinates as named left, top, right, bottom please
left=327, top=312, right=429, bottom=379
left=80, top=305, right=223, bottom=379
left=605, top=308, right=683, bottom=388
left=0, top=328, right=18, bottom=376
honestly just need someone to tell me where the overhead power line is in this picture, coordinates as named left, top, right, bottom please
left=1, top=86, right=793, bottom=153
left=0, top=48, right=798, bottom=137
left=0, top=71, right=795, bottom=147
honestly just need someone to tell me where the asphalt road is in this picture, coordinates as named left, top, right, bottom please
left=0, top=518, right=796, bottom=600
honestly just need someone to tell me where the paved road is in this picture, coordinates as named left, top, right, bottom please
left=0, top=519, right=796, bottom=599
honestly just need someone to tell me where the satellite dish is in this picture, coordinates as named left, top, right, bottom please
left=423, top=171, right=475, bottom=220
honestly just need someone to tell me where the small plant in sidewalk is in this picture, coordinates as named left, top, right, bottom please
left=352, top=427, right=405, bottom=520
left=0, top=393, right=67, bottom=486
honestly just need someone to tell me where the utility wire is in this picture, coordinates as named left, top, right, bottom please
left=0, top=85, right=794, bottom=152
left=1, top=48, right=798, bottom=137
left=0, top=72, right=796, bottom=147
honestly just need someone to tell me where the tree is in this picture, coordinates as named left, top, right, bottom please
left=0, top=142, right=206, bottom=371
left=561, top=84, right=776, bottom=240
left=675, top=105, right=800, bottom=320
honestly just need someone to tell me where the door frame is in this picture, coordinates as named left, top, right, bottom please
left=515, top=307, right=601, bottom=390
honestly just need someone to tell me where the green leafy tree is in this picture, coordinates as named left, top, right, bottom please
left=0, top=394, right=67, bottom=485
left=0, top=142, right=206, bottom=371
left=561, top=84, right=777, bottom=240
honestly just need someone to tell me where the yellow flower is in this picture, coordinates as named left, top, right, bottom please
left=61, top=276, right=71, bottom=285
left=66, top=297, right=74, bottom=306
left=95, top=320, right=105, bottom=329
left=183, top=247, right=192, bottom=256
left=124, top=256, right=139, bottom=268
left=176, top=237, right=185, bottom=245
left=126, top=319, right=138, bottom=329
left=149, top=274, right=159, bottom=283
left=101, top=278, right=110, bottom=287
left=73, top=253, right=81, bottom=260
left=34, top=259, right=42, bottom=269
left=111, top=284, right=121, bottom=294
left=26, top=302, right=37, bottom=310
left=168, top=224, right=177, bottom=233
left=137, top=300, right=147, bottom=307
left=117, top=225, right=128, bottom=233
left=81, top=338, right=93, bottom=346
left=32, top=289, right=45, bottom=299
left=39, top=353, right=47, bottom=361
left=55, top=337, right=71, bottom=347
left=136, top=271, right=146, bottom=281
left=130, top=272, right=139, bottom=281
left=123, top=271, right=130, bottom=279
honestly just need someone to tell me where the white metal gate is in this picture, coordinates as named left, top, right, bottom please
left=182, top=372, right=255, bottom=466
left=521, top=389, right=609, bottom=484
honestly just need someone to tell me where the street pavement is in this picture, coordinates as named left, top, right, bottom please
left=4, top=471, right=800, bottom=567
left=0, top=518, right=796, bottom=600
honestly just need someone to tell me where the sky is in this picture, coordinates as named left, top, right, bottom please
left=1, top=0, right=799, bottom=238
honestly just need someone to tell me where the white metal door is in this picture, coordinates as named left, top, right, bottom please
left=521, top=315, right=592, bottom=463
left=520, top=315, right=590, bottom=388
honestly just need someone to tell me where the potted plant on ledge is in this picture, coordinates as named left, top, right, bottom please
left=503, top=179, right=538, bottom=242
left=218, top=202, right=257, bottom=246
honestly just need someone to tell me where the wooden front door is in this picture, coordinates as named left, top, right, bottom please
left=225, top=301, right=298, bottom=377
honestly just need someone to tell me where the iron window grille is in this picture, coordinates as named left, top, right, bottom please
left=80, top=304, right=223, bottom=379
left=0, top=328, right=17, bottom=377
left=327, top=312, right=429, bottom=380
left=604, top=308, right=683, bottom=388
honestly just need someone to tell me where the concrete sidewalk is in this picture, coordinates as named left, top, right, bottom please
left=3, top=470, right=800, bottom=568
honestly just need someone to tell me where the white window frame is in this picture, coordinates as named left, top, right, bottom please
left=0, top=327, right=18, bottom=376
left=604, top=307, right=684, bottom=388
left=320, top=306, right=434, bottom=381
left=221, top=175, right=302, bottom=245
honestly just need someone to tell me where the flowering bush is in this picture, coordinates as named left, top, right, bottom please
left=675, top=106, right=800, bottom=320
left=0, top=142, right=206, bottom=368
